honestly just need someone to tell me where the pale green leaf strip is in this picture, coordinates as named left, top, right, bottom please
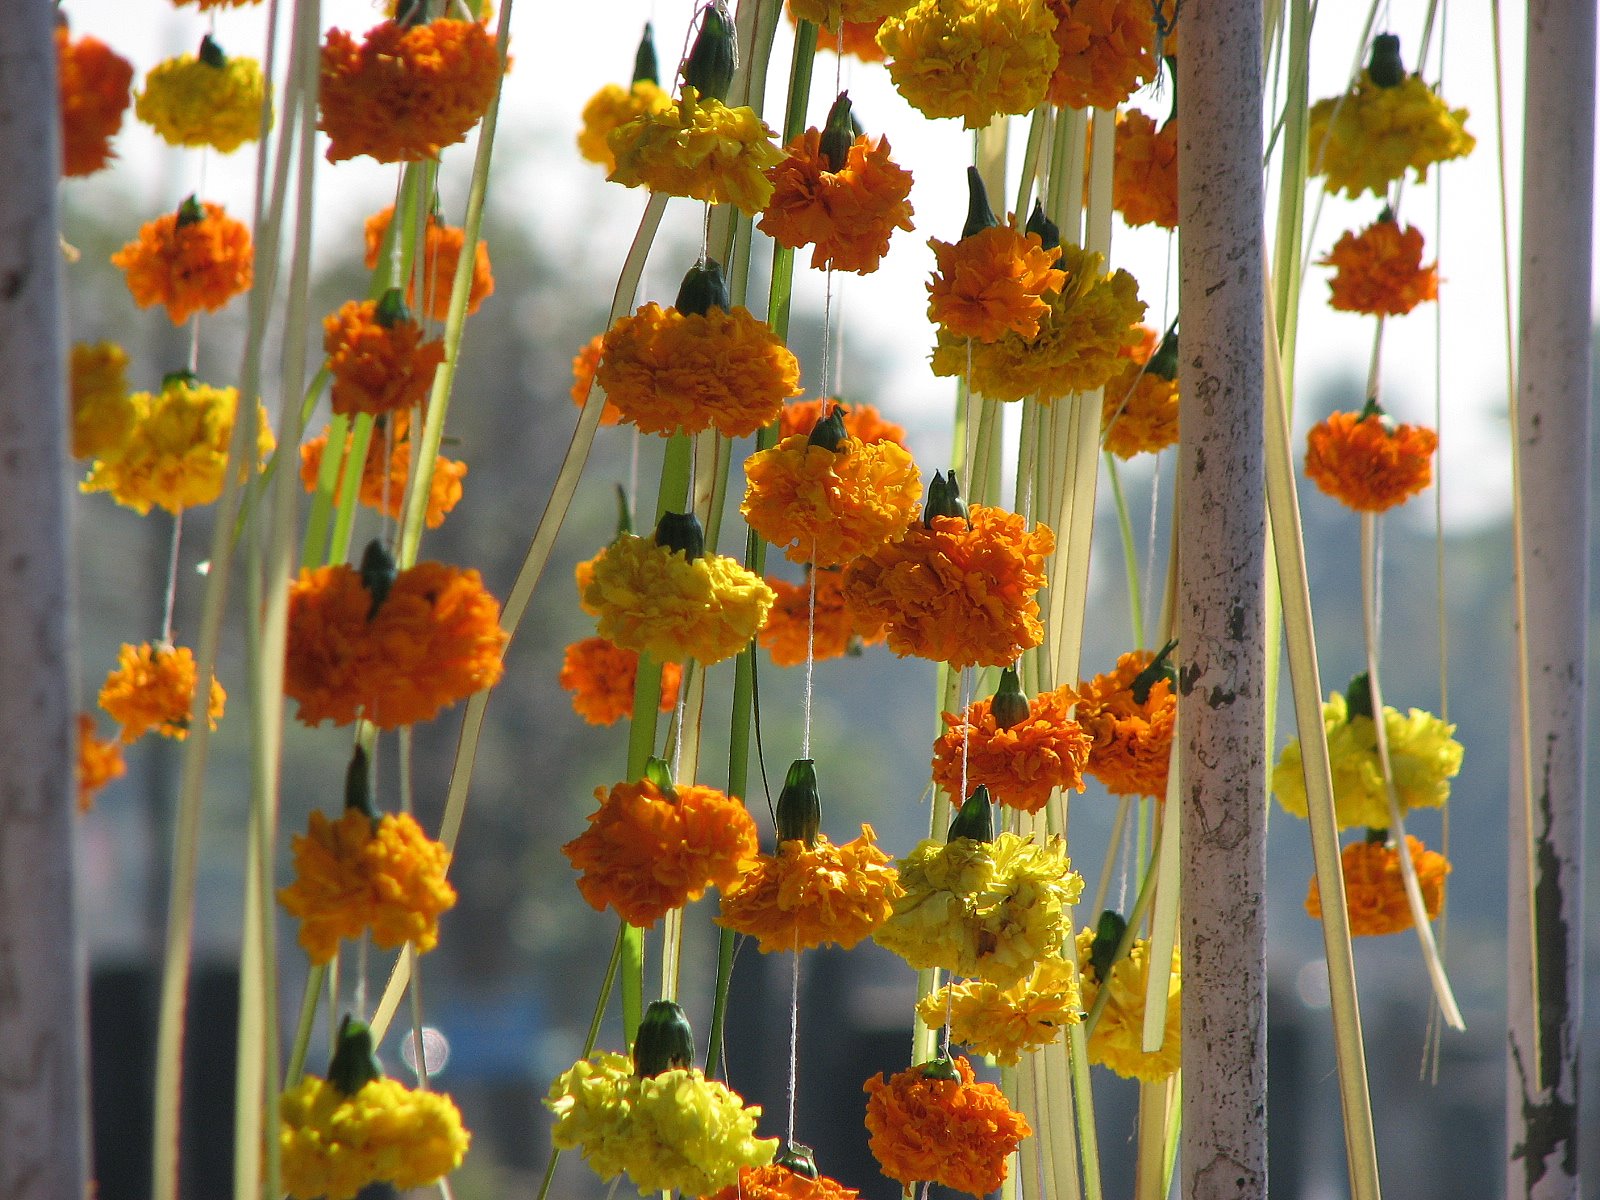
left=1141, top=748, right=1181, bottom=1052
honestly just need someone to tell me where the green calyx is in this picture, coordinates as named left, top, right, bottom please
left=1344, top=671, right=1375, bottom=721
left=1364, top=826, right=1390, bottom=845
left=683, top=4, right=736, bottom=103
left=198, top=34, right=227, bottom=68
left=643, top=756, right=679, bottom=801
left=1129, top=637, right=1178, bottom=705
left=922, top=471, right=968, bottom=526
left=1089, top=909, right=1127, bottom=982
left=359, top=538, right=398, bottom=621
left=1368, top=33, right=1406, bottom=87
left=775, top=758, right=821, bottom=847
left=918, top=1055, right=961, bottom=1082
left=819, top=92, right=855, bottom=174
left=1148, top=322, right=1179, bottom=381
left=175, top=195, right=205, bottom=228
left=374, top=287, right=412, bottom=329
left=776, top=1143, right=820, bottom=1180
left=633, top=1000, right=696, bottom=1077
left=947, top=785, right=994, bottom=843
left=674, top=258, right=731, bottom=317
left=990, top=665, right=1031, bottom=730
left=344, top=744, right=380, bottom=822
left=328, top=1015, right=385, bottom=1095
left=1025, top=199, right=1060, bottom=251
left=1356, top=396, right=1395, bottom=430
left=633, top=22, right=660, bottom=86
left=961, top=166, right=999, bottom=239
left=653, top=510, right=706, bottom=561
left=807, top=405, right=849, bottom=452
left=161, top=369, right=200, bottom=391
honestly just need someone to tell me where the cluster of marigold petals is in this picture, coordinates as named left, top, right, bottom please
left=363, top=207, right=495, bottom=322
left=928, top=222, right=1065, bottom=343
left=1076, top=925, right=1182, bottom=1081
left=578, top=79, right=672, bottom=173
left=1100, top=325, right=1179, bottom=457
left=322, top=297, right=446, bottom=417
left=97, top=641, right=226, bottom=743
left=862, top=1055, right=1031, bottom=1197
left=878, top=0, right=1059, bottom=130
left=56, top=23, right=134, bottom=177
left=569, top=332, right=625, bottom=426
left=760, top=568, right=886, bottom=667
left=916, top=956, right=1082, bottom=1065
left=1113, top=109, right=1179, bottom=229
left=113, top=199, right=254, bottom=326
left=778, top=397, right=906, bottom=446
left=558, top=636, right=683, bottom=725
left=136, top=42, right=269, bottom=154
left=299, top=411, right=468, bottom=530
left=76, top=713, right=127, bottom=812
left=759, top=127, right=915, bottom=275
left=1072, top=648, right=1177, bottom=797
left=704, top=1161, right=860, bottom=1200
left=69, top=341, right=137, bottom=461
left=1307, top=70, right=1474, bottom=199
left=931, top=685, right=1092, bottom=813
left=1304, top=407, right=1438, bottom=513
left=1045, top=0, right=1164, bottom=110
left=1319, top=216, right=1439, bottom=316
left=1306, top=833, right=1449, bottom=937
left=608, top=84, right=785, bottom=216
left=319, top=18, right=502, bottom=164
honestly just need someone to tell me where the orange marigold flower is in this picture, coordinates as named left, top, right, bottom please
left=578, top=79, right=672, bottom=173
left=1318, top=217, right=1439, bottom=316
left=1306, top=834, right=1449, bottom=937
left=927, top=223, right=1065, bottom=343
left=759, top=129, right=914, bottom=275
left=57, top=25, right=135, bottom=177
left=77, top=712, right=126, bottom=813
left=563, top=777, right=759, bottom=927
left=932, top=685, right=1091, bottom=813
left=363, top=207, right=495, bottom=322
left=278, top=808, right=457, bottom=964
left=779, top=398, right=907, bottom=447
left=1046, top=0, right=1159, bottom=109
left=570, top=332, right=623, bottom=426
left=299, top=412, right=467, bottom=529
left=319, top=19, right=501, bottom=163
left=843, top=505, right=1054, bottom=670
left=1073, top=649, right=1176, bottom=797
left=284, top=559, right=508, bottom=729
left=112, top=199, right=254, bottom=326
left=704, top=1161, right=861, bottom=1200
left=717, top=824, right=902, bottom=952
left=1113, top=109, right=1179, bottom=229
left=760, top=568, right=886, bottom=667
left=608, top=85, right=784, bottom=216
left=1101, top=326, right=1179, bottom=457
left=98, top=641, right=226, bottom=744
left=322, top=298, right=446, bottom=418
left=559, top=636, right=683, bottom=726
left=1304, top=407, right=1438, bottom=512
left=863, top=1056, right=1030, bottom=1197
left=597, top=302, right=801, bottom=439
left=796, top=8, right=889, bottom=64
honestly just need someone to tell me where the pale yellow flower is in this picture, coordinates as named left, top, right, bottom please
left=918, top=955, right=1082, bottom=1064
left=1076, top=927, right=1181, bottom=1082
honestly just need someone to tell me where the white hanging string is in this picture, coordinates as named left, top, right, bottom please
left=160, top=509, right=185, bottom=642
left=785, top=937, right=801, bottom=1143
left=801, top=559, right=818, bottom=758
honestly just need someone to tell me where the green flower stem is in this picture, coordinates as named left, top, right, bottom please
left=283, top=964, right=326, bottom=1086
left=1105, top=453, right=1146, bottom=648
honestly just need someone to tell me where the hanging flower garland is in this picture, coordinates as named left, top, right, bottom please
left=1076, top=924, right=1182, bottom=1081
left=76, top=713, right=127, bottom=812
left=1101, top=325, right=1180, bottom=457
left=136, top=36, right=270, bottom=154
left=1318, top=213, right=1439, bottom=316
left=558, top=636, right=683, bottom=726
left=578, top=25, right=673, bottom=173
left=363, top=206, right=496, bottom=321
left=1072, top=644, right=1178, bottom=797
left=1113, top=108, right=1179, bottom=230
left=916, top=955, right=1082, bottom=1065
left=299, top=411, right=468, bottom=530
left=323, top=292, right=447, bottom=417
left=1045, top=0, right=1163, bottom=110
left=779, top=397, right=907, bottom=446
left=930, top=669, right=1092, bottom=813
left=113, top=197, right=254, bottom=325
left=760, top=567, right=886, bottom=666
left=927, top=179, right=1065, bottom=343
left=56, top=21, right=135, bottom=177
left=1306, top=833, right=1450, bottom=936
left=1304, top=402, right=1439, bottom=512
left=98, top=641, right=226, bottom=743
left=878, top=0, right=1059, bottom=130
left=69, top=341, right=137, bottom=462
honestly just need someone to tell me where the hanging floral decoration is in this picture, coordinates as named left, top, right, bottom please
left=1076, top=924, right=1182, bottom=1081
left=569, top=332, right=624, bottom=426
left=559, top=636, right=683, bottom=726
left=760, top=567, right=886, bottom=667
left=300, top=411, right=468, bottom=530
left=1072, top=644, right=1178, bottom=797
left=931, top=676, right=1092, bottom=813
left=791, top=0, right=905, bottom=26
left=705, top=1159, right=861, bottom=1200
left=363, top=206, right=496, bottom=322
left=878, top=0, right=1059, bottom=130
left=791, top=4, right=888, bottom=64
left=113, top=197, right=254, bottom=325
left=323, top=293, right=447, bottom=417
left=917, top=955, right=1082, bottom=1065
left=578, top=26, right=672, bottom=173
left=76, top=713, right=127, bottom=813
left=1045, top=0, right=1161, bottom=110
left=1306, top=833, right=1450, bottom=936
left=1113, top=108, right=1179, bottom=229
left=136, top=37, right=269, bottom=154
left=927, top=202, right=1065, bottom=344
left=98, top=641, right=226, bottom=743
left=56, top=23, right=135, bottom=177
left=70, top=341, right=137, bottom=462
left=1101, top=324, right=1179, bottom=457
left=779, top=397, right=907, bottom=447
left=1304, top=403, right=1438, bottom=512
left=1318, top=214, right=1440, bottom=316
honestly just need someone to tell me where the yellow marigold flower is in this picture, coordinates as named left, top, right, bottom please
left=717, top=824, right=902, bottom=952
left=319, top=18, right=502, bottom=164
left=1076, top=926, right=1181, bottom=1081
left=705, top=1161, right=861, bottom=1200
left=931, top=684, right=1091, bottom=813
left=609, top=85, right=784, bottom=215
left=363, top=207, right=495, bottom=322
left=1304, top=407, right=1438, bottom=512
left=300, top=412, right=467, bottom=530
left=1272, top=689, right=1463, bottom=830
left=1318, top=216, right=1439, bottom=316
left=1113, top=109, right=1179, bottom=229
left=323, top=298, right=447, bottom=417
left=1308, top=72, right=1474, bottom=199
left=863, top=1055, right=1030, bottom=1197
left=1306, top=834, right=1449, bottom=937
left=57, top=25, right=134, bottom=178
left=76, top=712, right=126, bottom=813
left=779, top=397, right=907, bottom=447
left=1101, top=326, right=1179, bottom=458
left=843, top=505, right=1054, bottom=670
left=1045, top=0, right=1159, bottom=110
left=930, top=242, right=1146, bottom=401
left=878, top=0, right=1059, bottom=130
left=579, top=79, right=672, bottom=173
left=760, top=568, right=886, bottom=667
left=546, top=1052, right=778, bottom=1195
left=112, top=199, right=254, bottom=326
left=917, top=955, right=1082, bottom=1065
left=874, top=831, right=1082, bottom=987
left=136, top=45, right=269, bottom=154
left=70, top=341, right=137, bottom=461
left=759, top=128, right=915, bottom=275
left=1073, top=648, right=1177, bottom=798
left=927, top=223, right=1064, bottom=343
left=598, top=301, right=801, bottom=439
left=559, top=636, right=682, bottom=726
left=98, top=641, right=226, bottom=743
left=280, top=1074, right=469, bottom=1200
left=81, top=378, right=273, bottom=515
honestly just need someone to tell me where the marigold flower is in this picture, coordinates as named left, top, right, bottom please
left=70, top=341, right=137, bottom=461
left=278, top=808, right=457, bottom=964
left=570, top=332, right=624, bottom=426
left=57, top=26, right=135, bottom=177
left=1272, top=689, right=1463, bottom=830
left=547, top=1052, right=777, bottom=1195
left=705, top=1161, right=861, bottom=1200
left=1045, top=0, right=1159, bottom=110
left=597, top=302, right=801, bottom=439
left=1306, top=834, right=1449, bottom=937
left=760, top=129, right=914, bottom=275
left=608, top=85, right=784, bottom=215
left=321, top=298, right=446, bottom=417
left=843, top=505, right=1054, bottom=670
left=98, top=642, right=226, bottom=743
left=878, top=0, right=1059, bottom=129
left=863, top=1055, right=1030, bottom=1196
left=579, top=79, right=673, bottom=173
left=1113, top=109, right=1179, bottom=229
left=1076, top=926, right=1181, bottom=1081
left=779, top=398, right=906, bottom=447
left=927, top=223, right=1064, bottom=344
left=319, top=19, right=501, bottom=163
left=280, top=1074, right=469, bottom=1200
left=1073, top=649, right=1177, bottom=797
left=1101, top=326, right=1179, bottom=457
left=564, top=777, right=758, bottom=927
left=932, top=684, right=1091, bottom=813
left=112, top=200, right=254, bottom=326
left=760, top=568, right=886, bottom=667
left=931, top=242, right=1146, bottom=402
left=1308, top=72, right=1474, bottom=199
left=917, top=956, right=1082, bottom=1065
left=801, top=11, right=888, bottom=63
left=559, top=636, right=683, bottom=725
left=136, top=47, right=269, bottom=153
left=1318, top=217, right=1439, bottom=316
left=76, top=713, right=126, bottom=813
left=363, top=207, right=495, bottom=322
left=284, top=559, right=508, bottom=728
left=1304, top=407, right=1438, bottom=512
left=299, top=413, right=467, bottom=529
left=874, top=831, right=1082, bottom=987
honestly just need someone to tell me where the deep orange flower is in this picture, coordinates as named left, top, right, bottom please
left=1306, top=834, right=1449, bottom=937
left=843, top=505, right=1054, bottom=670
left=717, top=824, right=901, bottom=952
left=319, top=19, right=501, bottom=163
left=299, top=412, right=467, bottom=529
left=284, top=559, right=508, bottom=729
left=112, top=200, right=254, bottom=325
left=563, top=777, right=759, bottom=927
left=1113, top=110, right=1178, bottom=229
left=57, top=25, right=134, bottom=177
left=98, top=641, right=226, bottom=743
left=760, top=129, right=914, bottom=275
left=570, top=332, right=623, bottom=426
left=597, top=302, right=801, bottom=438
left=77, top=712, right=126, bottom=812
left=1073, top=649, right=1176, bottom=797
left=558, top=636, right=683, bottom=726
left=278, top=808, right=457, bottom=964
left=1318, top=217, right=1439, bottom=316
left=927, top=223, right=1065, bottom=343
left=760, top=568, right=886, bottom=667
left=1101, top=326, right=1179, bottom=457
left=863, top=1056, right=1030, bottom=1197
left=1304, top=408, right=1438, bottom=512
left=704, top=1161, right=861, bottom=1200
left=363, top=207, right=494, bottom=322
left=779, top=398, right=906, bottom=447
left=323, top=299, right=446, bottom=417
left=932, top=685, right=1091, bottom=813
left=1046, top=0, right=1159, bottom=110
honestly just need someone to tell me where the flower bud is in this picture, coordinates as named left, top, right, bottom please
left=776, top=1143, right=820, bottom=1180
left=176, top=194, right=205, bottom=228
left=961, top=166, right=999, bottom=239
left=643, top=755, right=679, bottom=800
left=922, top=471, right=968, bottom=526
left=947, top=785, right=994, bottom=843
left=1025, top=199, right=1060, bottom=251
left=1148, top=324, right=1179, bottom=381
left=775, top=758, right=821, bottom=847
left=161, top=369, right=200, bottom=390
left=990, top=665, right=1031, bottom=730
left=1089, top=908, right=1127, bottom=981
left=633, top=999, right=696, bottom=1077
left=359, top=538, right=398, bottom=620
left=683, top=3, right=736, bottom=103
left=820, top=92, right=855, bottom=174
left=328, top=1014, right=385, bottom=1095
left=806, top=405, right=849, bottom=452
left=344, top=744, right=379, bottom=821
left=654, top=510, right=706, bottom=561
left=633, top=22, right=660, bottom=87
left=674, top=258, right=731, bottom=316
left=1368, top=33, right=1406, bottom=88
left=374, top=287, right=412, bottom=329
left=198, top=34, right=227, bottom=68
left=1344, top=670, right=1375, bottom=721
left=1129, top=637, right=1177, bottom=705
